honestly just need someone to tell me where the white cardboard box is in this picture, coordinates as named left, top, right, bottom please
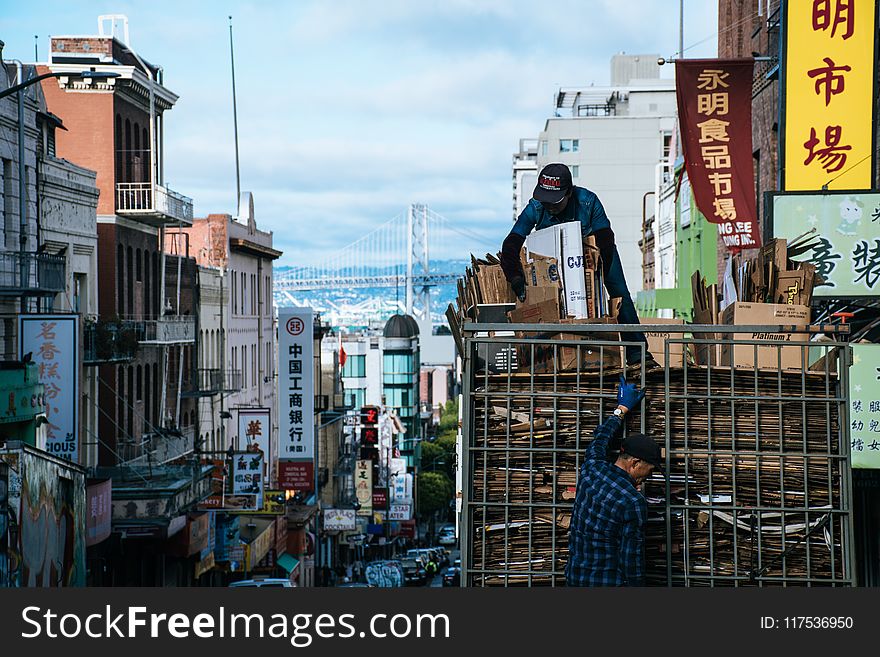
left=525, top=223, right=588, bottom=319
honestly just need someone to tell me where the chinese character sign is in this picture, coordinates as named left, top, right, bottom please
left=849, top=344, right=880, bottom=468
left=19, top=315, right=79, bottom=462
left=278, top=308, right=315, bottom=466
left=232, top=450, right=265, bottom=510
left=237, top=408, right=271, bottom=469
left=773, top=191, right=880, bottom=295
left=675, top=59, right=761, bottom=251
left=784, top=0, right=877, bottom=190
left=355, top=459, right=373, bottom=515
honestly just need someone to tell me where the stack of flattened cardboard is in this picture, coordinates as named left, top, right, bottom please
left=691, top=270, right=720, bottom=365
left=723, top=233, right=824, bottom=308
left=467, top=367, right=846, bottom=586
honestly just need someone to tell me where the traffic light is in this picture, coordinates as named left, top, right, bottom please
left=360, top=405, right=379, bottom=425
left=360, top=405, right=380, bottom=444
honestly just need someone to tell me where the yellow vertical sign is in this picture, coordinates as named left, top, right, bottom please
left=784, top=0, right=876, bottom=190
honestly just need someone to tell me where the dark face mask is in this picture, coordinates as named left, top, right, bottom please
left=541, top=191, right=571, bottom=216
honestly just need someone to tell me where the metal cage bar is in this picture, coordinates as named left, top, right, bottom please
left=460, top=324, right=854, bottom=587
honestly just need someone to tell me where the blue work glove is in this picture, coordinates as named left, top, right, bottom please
left=617, top=375, right=646, bottom=411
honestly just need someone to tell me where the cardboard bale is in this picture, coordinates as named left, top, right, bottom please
left=720, top=302, right=811, bottom=371
left=638, top=316, right=686, bottom=368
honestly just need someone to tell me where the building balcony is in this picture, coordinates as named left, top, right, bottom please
left=124, top=426, right=196, bottom=467
left=181, top=368, right=243, bottom=398
left=0, top=252, right=65, bottom=297
left=116, top=182, right=193, bottom=226
left=84, top=319, right=141, bottom=365
left=135, top=315, right=196, bottom=344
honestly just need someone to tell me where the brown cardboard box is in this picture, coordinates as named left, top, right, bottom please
left=720, top=302, right=811, bottom=370
left=638, top=316, right=686, bottom=368
left=517, top=318, right=622, bottom=374
left=508, top=297, right=561, bottom=324
left=774, top=270, right=808, bottom=305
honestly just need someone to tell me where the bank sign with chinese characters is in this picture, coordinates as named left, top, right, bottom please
left=849, top=344, right=880, bottom=468
left=19, top=315, right=79, bottom=462
left=772, top=191, right=880, bottom=296
left=784, top=0, right=877, bottom=191
left=278, top=308, right=315, bottom=486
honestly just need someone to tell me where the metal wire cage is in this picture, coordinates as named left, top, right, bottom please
left=459, top=323, right=854, bottom=587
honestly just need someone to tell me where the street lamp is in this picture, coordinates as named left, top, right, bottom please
left=0, top=67, right=119, bottom=100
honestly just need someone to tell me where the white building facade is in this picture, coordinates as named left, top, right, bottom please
left=521, top=54, right=677, bottom=296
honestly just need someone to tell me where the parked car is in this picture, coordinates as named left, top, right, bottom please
left=229, top=578, right=293, bottom=588
left=442, top=565, right=460, bottom=587
left=336, top=582, right=373, bottom=588
left=401, top=559, right=426, bottom=586
left=438, top=526, right=457, bottom=546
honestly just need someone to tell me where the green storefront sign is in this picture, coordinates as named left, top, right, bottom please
left=850, top=343, right=880, bottom=469
left=772, top=191, right=880, bottom=298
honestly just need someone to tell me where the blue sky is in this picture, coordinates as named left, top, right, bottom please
left=2, top=1, right=718, bottom=266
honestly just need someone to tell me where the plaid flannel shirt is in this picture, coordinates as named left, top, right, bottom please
left=566, top=415, right=647, bottom=586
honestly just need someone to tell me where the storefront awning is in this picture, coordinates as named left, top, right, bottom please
left=277, top=554, right=300, bottom=575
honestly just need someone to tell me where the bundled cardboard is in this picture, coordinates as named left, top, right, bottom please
left=638, top=316, right=686, bottom=368
left=691, top=270, right=721, bottom=365
left=720, top=302, right=811, bottom=370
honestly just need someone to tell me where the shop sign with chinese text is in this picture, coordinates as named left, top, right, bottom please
left=278, top=308, right=314, bottom=484
left=19, top=315, right=79, bottom=462
left=231, top=450, right=264, bottom=510
left=675, top=59, right=760, bottom=251
left=850, top=343, right=880, bottom=468
left=237, top=407, right=271, bottom=469
left=784, top=0, right=877, bottom=190
left=773, top=191, right=880, bottom=296
left=355, top=459, right=373, bottom=515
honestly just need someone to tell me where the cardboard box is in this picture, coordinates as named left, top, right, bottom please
left=508, top=298, right=561, bottom=324
left=774, top=270, right=808, bottom=305
left=638, top=316, right=686, bottom=368
left=720, top=302, right=811, bottom=370
left=525, top=223, right=589, bottom=318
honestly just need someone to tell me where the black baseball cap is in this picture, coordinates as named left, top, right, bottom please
left=621, top=433, right=664, bottom=468
left=533, top=163, right=572, bottom=204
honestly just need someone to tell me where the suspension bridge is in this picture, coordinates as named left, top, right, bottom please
left=274, top=205, right=497, bottom=322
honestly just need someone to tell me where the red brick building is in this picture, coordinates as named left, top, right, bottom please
left=39, top=27, right=197, bottom=467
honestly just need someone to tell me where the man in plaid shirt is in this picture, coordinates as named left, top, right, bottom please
left=566, top=376, right=662, bottom=586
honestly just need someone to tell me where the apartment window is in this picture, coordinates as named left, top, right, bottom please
left=341, top=354, right=366, bottom=378
left=2, top=159, right=13, bottom=246
left=540, top=140, right=548, bottom=156
left=662, top=131, right=673, bottom=162
left=144, top=252, right=151, bottom=317
left=680, top=177, right=691, bottom=229
left=231, top=270, right=237, bottom=315
left=571, top=165, right=579, bottom=178
left=136, top=249, right=142, bottom=282
left=559, top=139, right=579, bottom=153
left=117, top=245, right=124, bottom=314
left=242, top=345, right=247, bottom=388
left=241, top=272, right=246, bottom=315
left=252, top=342, right=257, bottom=389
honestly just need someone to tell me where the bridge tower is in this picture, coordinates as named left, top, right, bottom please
left=406, top=203, right=430, bottom=320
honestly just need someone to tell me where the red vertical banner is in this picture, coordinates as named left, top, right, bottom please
left=675, top=59, right=761, bottom=251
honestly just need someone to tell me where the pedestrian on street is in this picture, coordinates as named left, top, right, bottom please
left=566, top=376, right=662, bottom=586
left=500, top=162, right=657, bottom=368
left=425, top=557, right=438, bottom=580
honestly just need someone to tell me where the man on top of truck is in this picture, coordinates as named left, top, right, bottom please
left=566, top=376, right=662, bottom=586
left=500, top=162, right=656, bottom=368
